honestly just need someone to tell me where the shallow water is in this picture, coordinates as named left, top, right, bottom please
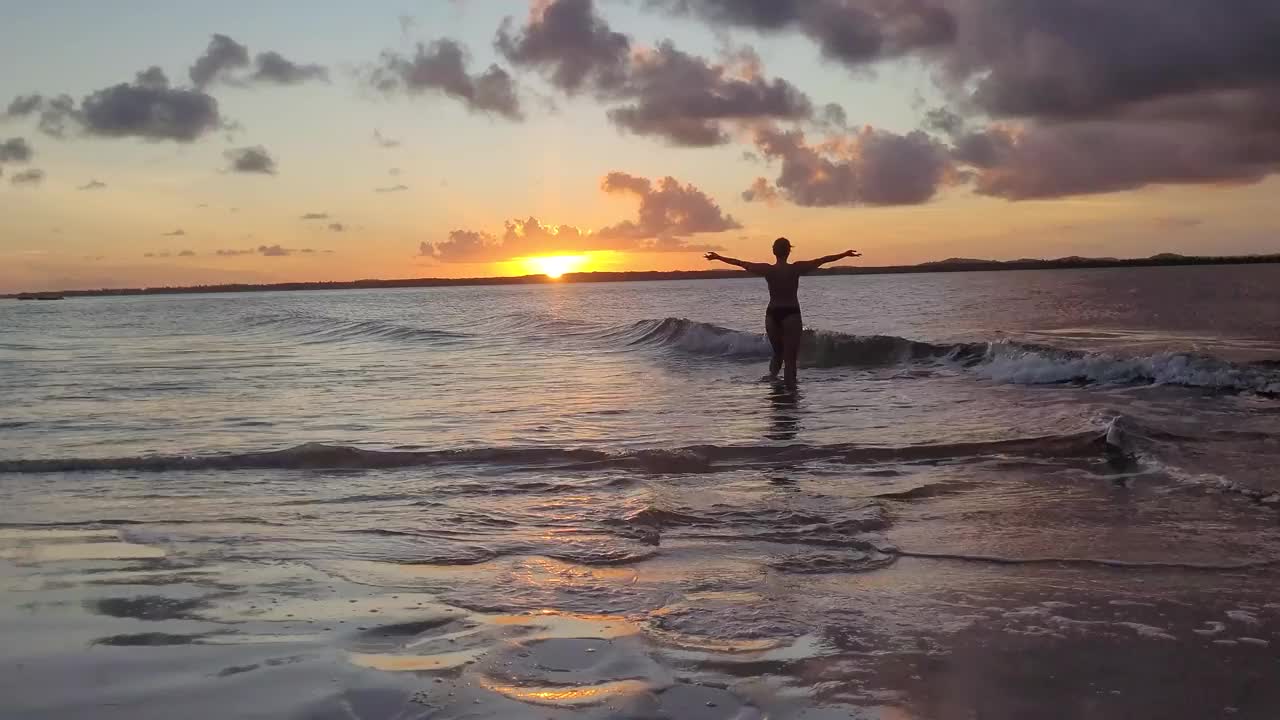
left=2, top=266, right=1279, bottom=718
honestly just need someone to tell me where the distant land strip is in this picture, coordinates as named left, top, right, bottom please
left=6, top=253, right=1279, bottom=299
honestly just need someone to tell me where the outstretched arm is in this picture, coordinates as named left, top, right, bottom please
left=795, top=249, right=861, bottom=273
left=705, top=251, right=770, bottom=275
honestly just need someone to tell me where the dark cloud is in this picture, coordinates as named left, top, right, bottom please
left=750, top=125, right=952, bottom=206
left=0, top=137, right=32, bottom=163
left=259, top=244, right=291, bottom=257
left=651, top=0, right=956, bottom=67
left=370, top=40, right=523, bottom=120
left=496, top=0, right=631, bottom=94
left=178, top=250, right=197, bottom=257
left=375, top=183, right=409, bottom=193
left=373, top=129, right=401, bottom=147
left=498, top=0, right=812, bottom=146
left=251, top=51, right=329, bottom=85
left=224, top=146, right=277, bottom=174
left=607, top=41, right=813, bottom=146
left=10, top=168, right=43, bottom=186
left=650, top=0, right=1280, bottom=198
left=78, top=179, right=107, bottom=190
left=300, top=212, right=329, bottom=220
left=5, top=94, right=77, bottom=137
left=190, top=34, right=250, bottom=89
left=79, top=81, right=222, bottom=141
left=135, top=66, right=169, bottom=90
left=162, top=229, right=185, bottom=237
left=422, top=172, right=736, bottom=262
left=216, top=249, right=255, bottom=256
left=328, top=222, right=346, bottom=232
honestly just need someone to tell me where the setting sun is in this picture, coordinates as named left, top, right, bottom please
left=523, top=255, right=588, bottom=279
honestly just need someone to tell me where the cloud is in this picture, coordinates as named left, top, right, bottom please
left=224, top=146, right=277, bottom=174
left=161, top=229, right=185, bottom=237
left=373, top=129, right=401, bottom=147
left=258, top=244, right=291, bottom=256
left=499, top=0, right=813, bottom=146
left=607, top=41, right=813, bottom=146
left=597, top=172, right=740, bottom=243
left=495, top=0, right=632, bottom=94
left=300, top=212, right=329, bottom=220
left=422, top=172, right=736, bottom=262
left=216, top=248, right=255, bottom=256
left=78, top=81, right=223, bottom=142
left=134, top=66, right=170, bottom=90
left=251, top=51, right=329, bottom=85
left=375, top=183, right=409, bottom=193
left=749, top=125, right=953, bottom=207
left=78, top=179, right=107, bottom=190
left=178, top=249, right=197, bottom=257
left=5, top=94, right=78, bottom=138
left=0, top=137, right=33, bottom=163
left=389, top=167, right=401, bottom=176
left=647, top=1, right=1280, bottom=199
left=370, top=40, right=523, bottom=120
left=741, top=176, right=780, bottom=205
left=190, top=34, right=250, bottom=88
left=189, top=34, right=329, bottom=88
left=10, top=168, right=43, bottom=186
left=649, top=0, right=956, bottom=68
left=328, top=222, right=346, bottom=232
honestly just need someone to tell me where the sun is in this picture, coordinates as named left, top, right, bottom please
left=524, top=255, right=588, bottom=279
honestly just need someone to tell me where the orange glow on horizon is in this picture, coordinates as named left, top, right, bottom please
left=520, top=254, right=590, bottom=278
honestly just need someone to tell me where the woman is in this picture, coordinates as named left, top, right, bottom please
left=706, top=238, right=860, bottom=385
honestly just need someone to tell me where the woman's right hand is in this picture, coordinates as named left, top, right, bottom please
left=844, top=250, right=862, bottom=258
left=704, top=252, right=721, bottom=261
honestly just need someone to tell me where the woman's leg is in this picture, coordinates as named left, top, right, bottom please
left=782, top=313, right=803, bottom=386
left=765, top=313, right=784, bottom=378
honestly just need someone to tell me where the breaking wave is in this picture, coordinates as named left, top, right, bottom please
left=617, top=318, right=1280, bottom=393
left=0, top=430, right=1112, bottom=475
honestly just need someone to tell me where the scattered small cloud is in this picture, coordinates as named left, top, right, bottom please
left=373, top=129, right=401, bottom=148
left=369, top=39, right=523, bottom=120
left=216, top=248, right=255, bottom=256
left=300, top=212, right=329, bottom=220
left=251, top=51, right=329, bottom=85
left=375, top=183, right=409, bottom=193
left=10, top=168, right=44, bottom=186
left=162, top=229, right=185, bottom=237
left=178, top=249, right=196, bottom=257
left=389, top=167, right=401, bottom=176
left=741, top=177, right=780, bottom=206
left=224, top=146, right=277, bottom=174
left=327, top=222, right=346, bottom=232
left=0, top=137, right=32, bottom=163
left=190, top=34, right=327, bottom=88
left=78, top=179, right=107, bottom=190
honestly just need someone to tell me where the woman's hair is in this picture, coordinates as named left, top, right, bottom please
left=772, top=237, right=792, bottom=260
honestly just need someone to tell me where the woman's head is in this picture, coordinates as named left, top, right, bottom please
left=772, top=237, right=792, bottom=260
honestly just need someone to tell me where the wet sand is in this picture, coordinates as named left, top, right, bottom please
left=3, top=526, right=1278, bottom=720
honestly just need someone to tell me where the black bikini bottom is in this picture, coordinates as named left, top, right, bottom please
left=766, top=306, right=801, bottom=324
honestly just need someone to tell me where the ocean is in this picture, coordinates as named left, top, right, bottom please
left=2, top=265, right=1279, bottom=719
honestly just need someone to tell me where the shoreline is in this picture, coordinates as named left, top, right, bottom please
left=5, top=253, right=1278, bottom=299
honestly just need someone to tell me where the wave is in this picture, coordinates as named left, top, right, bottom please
left=616, top=318, right=1280, bottom=393
left=241, top=312, right=469, bottom=345
left=0, top=430, right=1113, bottom=475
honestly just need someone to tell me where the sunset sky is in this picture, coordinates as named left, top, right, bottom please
left=2, top=0, right=1278, bottom=292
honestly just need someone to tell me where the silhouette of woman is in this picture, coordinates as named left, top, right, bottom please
left=706, top=238, right=860, bottom=385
